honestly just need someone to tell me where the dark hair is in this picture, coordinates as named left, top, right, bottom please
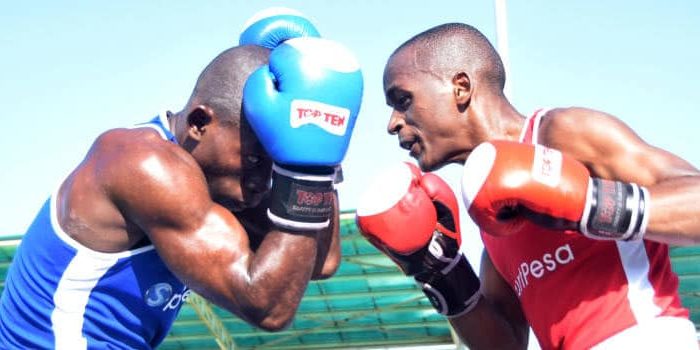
left=187, top=45, right=270, bottom=126
left=392, top=23, right=506, bottom=91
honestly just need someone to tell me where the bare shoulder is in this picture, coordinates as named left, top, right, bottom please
left=538, top=107, right=697, bottom=181
left=94, top=127, right=201, bottom=189
left=539, top=107, right=638, bottom=150
left=96, top=127, right=193, bottom=166
left=90, top=127, right=210, bottom=221
left=538, top=108, right=647, bottom=164
left=56, top=126, right=209, bottom=251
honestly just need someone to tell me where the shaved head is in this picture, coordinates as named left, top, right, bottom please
left=388, top=23, right=506, bottom=91
left=187, top=45, right=270, bottom=126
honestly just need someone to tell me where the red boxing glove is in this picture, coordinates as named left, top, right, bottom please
left=356, top=162, right=461, bottom=256
left=462, top=140, right=650, bottom=241
left=357, top=162, right=480, bottom=317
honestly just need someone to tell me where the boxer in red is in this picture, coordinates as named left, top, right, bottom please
left=357, top=23, right=700, bottom=349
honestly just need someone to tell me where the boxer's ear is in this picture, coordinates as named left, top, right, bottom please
left=452, top=72, right=471, bottom=112
left=186, top=105, right=215, bottom=141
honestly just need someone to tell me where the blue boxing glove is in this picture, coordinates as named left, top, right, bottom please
left=243, top=37, right=363, bottom=231
left=239, top=7, right=320, bottom=49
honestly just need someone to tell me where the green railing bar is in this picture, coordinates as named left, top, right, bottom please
left=173, top=302, right=437, bottom=328
left=165, top=318, right=449, bottom=341
left=313, top=271, right=406, bottom=284
left=255, top=295, right=427, bottom=348
left=254, top=335, right=453, bottom=350
left=161, top=335, right=452, bottom=350
left=300, top=288, right=422, bottom=302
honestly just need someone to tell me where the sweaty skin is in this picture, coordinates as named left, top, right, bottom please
left=383, top=26, right=700, bottom=349
left=56, top=103, right=340, bottom=331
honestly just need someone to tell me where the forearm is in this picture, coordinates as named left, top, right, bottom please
left=311, top=191, right=341, bottom=280
left=310, top=223, right=340, bottom=279
left=241, top=229, right=319, bottom=330
left=644, top=176, right=700, bottom=245
left=232, top=192, right=338, bottom=328
left=449, top=297, right=528, bottom=350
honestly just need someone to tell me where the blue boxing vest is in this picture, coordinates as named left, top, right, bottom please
left=0, top=113, right=188, bottom=349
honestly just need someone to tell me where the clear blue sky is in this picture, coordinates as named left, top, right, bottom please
left=2, top=1, right=699, bottom=240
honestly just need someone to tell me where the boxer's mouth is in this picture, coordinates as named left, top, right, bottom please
left=399, top=138, right=416, bottom=152
left=399, top=137, right=421, bottom=158
left=409, top=143, right=421, bottom=158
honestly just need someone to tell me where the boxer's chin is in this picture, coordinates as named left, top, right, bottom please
left=416, top=154, right=437, bottom=172
left=418, top=151, right=451, bottom=173
left=410, top=145, right=431, bottom=172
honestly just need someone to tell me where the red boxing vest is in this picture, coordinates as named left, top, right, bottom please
left=480, top=110, right=688, bottom=349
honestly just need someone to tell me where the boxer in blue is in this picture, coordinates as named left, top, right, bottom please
left=0, top=8, right=363, bottom=349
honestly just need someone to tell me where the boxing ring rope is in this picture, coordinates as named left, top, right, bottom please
left=187, top=293, right=237, bottom=349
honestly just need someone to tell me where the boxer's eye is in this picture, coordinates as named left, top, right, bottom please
left=394, top=94, right=412, bottom=112
left=386, top=89, right=412, bottom=112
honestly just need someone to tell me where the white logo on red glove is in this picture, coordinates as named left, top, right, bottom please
left=428, top=237, right=450, bottom=262
left=532, top=145, right=562, bottom=187
left=290, top=99, right=350, bottom=136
